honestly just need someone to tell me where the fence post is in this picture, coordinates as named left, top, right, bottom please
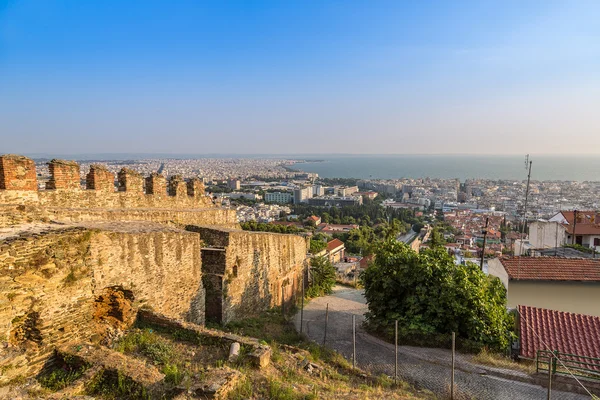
left=451, top=332, right=455, bottom=400
left=547, top=353, right=553, bottom=400
left=394, top=320, right=398, bottom=384
left=323, top=303, right=329, bottom=345
left=352, top=314, right=356, bottom=369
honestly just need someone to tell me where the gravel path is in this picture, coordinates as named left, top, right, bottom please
left=294, top=286, right=588, bottom=400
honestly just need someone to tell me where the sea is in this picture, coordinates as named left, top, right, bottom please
left=28, top=153, right=600, bottom=182
left=291, top=155, right=600, bottom=182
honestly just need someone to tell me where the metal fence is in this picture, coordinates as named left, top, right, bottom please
left=295, top=300, right=592, bottom=400
left=298, top=301, right=464, bottom=399
left=537, top=349, right=600, bottom=381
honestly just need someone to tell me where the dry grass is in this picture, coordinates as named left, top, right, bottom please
left=222, top=310, right=433, bottom=400
left=471, top=348, right=536, bottom=374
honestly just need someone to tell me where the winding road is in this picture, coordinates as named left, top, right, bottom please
left=294, top=286, right=588, bottom=400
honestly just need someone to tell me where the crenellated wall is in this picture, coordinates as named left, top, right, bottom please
left=0, top=154, right=311, bottom=384
left=0, top=223, right=204, bottom=383
left=187, top=226, right=308, bottom=324
left=0, top=155, right=238, bottom=228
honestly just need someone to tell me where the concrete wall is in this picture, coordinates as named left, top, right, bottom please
left=507, top=281, right=600, bottom=317
left=487, top=258, right=510, bottom=288
left=528, top=221, right=567, bottom=249
left=0, top=225, right=204, bottom=383
left=188, top=226, right=308, bottom=324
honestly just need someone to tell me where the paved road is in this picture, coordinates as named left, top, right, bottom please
left=397, top=229, right=418, bottom=244
left=294, top=286, right=589, bottom=400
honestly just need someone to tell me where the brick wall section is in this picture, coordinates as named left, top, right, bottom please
left=118, top=168, right=144, bottom=193
left=0, top=224, right=204, bottom=383
left=86, top=164, right=115, bottom=191
left=187, top=178, right=205, bottom=198
left=168, top=175, right=187, bottom=197
left=0, top=154, right=37, bottom=191
left=46, top=159, right=81, bottom=190
left=187, top=226, right=308, bottom=324
left=146, top=173, right=167, bottom=195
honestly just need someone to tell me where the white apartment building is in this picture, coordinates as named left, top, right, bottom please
left=265, top=192, right=293, bottom=204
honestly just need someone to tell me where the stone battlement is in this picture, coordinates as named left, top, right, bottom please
left=0, top=154, right=211, bottom=207
left=0, top=155, right=236, bottom=227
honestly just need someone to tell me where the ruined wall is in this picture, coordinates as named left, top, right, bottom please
left=188, top=226, right=308, bottom=324
left=0, top=155, right=239, bottom=228
left=0, top=202, right=238, bottom=229
left=0, top=154, right=216, bottom=210
left=0, top=224, right=204, bottom=383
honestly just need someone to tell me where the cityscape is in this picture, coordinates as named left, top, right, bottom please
left=2, top=1, right=600, bottom=399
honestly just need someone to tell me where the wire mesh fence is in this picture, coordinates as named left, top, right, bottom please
left=295, top=299, right=590, bottom=400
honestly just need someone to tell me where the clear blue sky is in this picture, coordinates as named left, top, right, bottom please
left=1, top=1, right=599, bottom=155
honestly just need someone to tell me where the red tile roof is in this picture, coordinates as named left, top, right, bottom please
left=499, top=257, right=600, bottom=282
left=560, top=210, right=600, bottom=235
left=518, top=305, right=600, bottom=359
left=326, top=239, right=345, bottom=252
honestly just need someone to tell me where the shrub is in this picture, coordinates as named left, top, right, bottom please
left=306, top=256, right=336, bottom=298
left=362, top=239, right=513, bottom=351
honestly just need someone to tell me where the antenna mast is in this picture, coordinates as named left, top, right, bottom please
left=517, top=156, right=532, bottom=278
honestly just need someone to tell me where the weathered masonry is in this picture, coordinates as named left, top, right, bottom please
left=187, top=226, right=308, bottom=324
left=0, top=154, right=308, bottom=384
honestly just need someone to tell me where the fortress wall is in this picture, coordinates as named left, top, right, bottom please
left=0, top=226, right=204, bottom=383
left=188, top=226, right=308, bottom=324
left=0, top=155, right=214, bottom=209
left=0, top=202, right=239, bottom=228
left=0, top=155, right=240, bottom=228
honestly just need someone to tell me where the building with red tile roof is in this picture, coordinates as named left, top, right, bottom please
left=549, top=210, right=600, bottom=248
left=326, top=239, right=345, bottom=263
left=488, top=257, right=600, bottom=317
left=518, top=305, right=600, bottom=360
left=305, top=215, right=321, bottom=225
left=317, top=223, right=359, bottom=234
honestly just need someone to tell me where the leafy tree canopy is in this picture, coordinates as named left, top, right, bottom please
left=306, top=256, right=336, bottom=298
left=362, top=240, right=512, bottom=351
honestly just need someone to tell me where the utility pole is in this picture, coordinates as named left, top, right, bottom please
left=572, top=210, right=578, bottom=245
left=517, top=158, right=532, bottom=279
left=480, top=217, right=489, bottom=271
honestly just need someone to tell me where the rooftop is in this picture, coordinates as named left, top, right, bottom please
left=326, top=238, right=345, bottom=252
left=518, top=305, right=600, bottom=359
left=500, top=257, right=600, bottom=282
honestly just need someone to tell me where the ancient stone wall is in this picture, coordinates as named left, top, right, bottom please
left=0, top=155, right=37, bottom=191
left=187, top=226, right=308, bottom=324
left=0, top=224, right=204, bottom=383
left=0, top=154, right=214, bottom=210
left=0, top=155, right=236, bottom=228
left=46, top=159, right=80, bottom=190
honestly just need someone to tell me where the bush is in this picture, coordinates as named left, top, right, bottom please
left=309, top=239, right=326, bottom=254
left=306, top=256, right=336, bottom=298
left=362, top=239, right=513, bottom=351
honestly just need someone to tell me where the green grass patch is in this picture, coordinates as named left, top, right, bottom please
left=86, top=369, right=149, bottom=400
left=114, top=329, right=174, bottom=364
left=38, top=354, right=90, bottom=391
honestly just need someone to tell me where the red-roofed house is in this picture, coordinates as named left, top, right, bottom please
left=326, top=239, right=345, bottom=263
left=488, top=257, right=600, bottom=317
left=305, top=215, right=321, bottom=226
left=518, top=305, right=600, bottom=360
left=549, top=210, right=600, bottom=248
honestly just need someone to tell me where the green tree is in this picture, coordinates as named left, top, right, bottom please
left=306, top=256, right=336, bottom=298
left=428, top=227, right=445, bottom=248
left=361, top=240, right=512, bottom=351
left=309, top=239, right=327, bottom=254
